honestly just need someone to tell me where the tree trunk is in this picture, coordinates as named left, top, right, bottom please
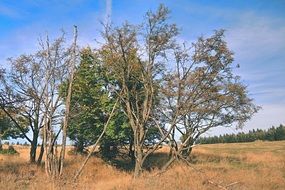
left=129, top=137, right=135, bottom=162
left=30, top=131, right=39, bottom=163
left=181, top=138, right=194, bottom=159
left=0, top=139, right=2, bottom=151
left=59, top=25, right=77, bottom=176
left=75, top=141, right=85, bottom=154
left=134, top=143, right=143, bottom=177
left=161, top=156, right=175, bottom=172
left=37, top=142, right=44, bottom=165
left=133, top=124, right=146, bottom=177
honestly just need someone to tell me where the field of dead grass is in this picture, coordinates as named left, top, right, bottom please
left=0, top=140, right=284, bottom=190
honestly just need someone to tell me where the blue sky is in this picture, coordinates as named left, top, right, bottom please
left=0, top=0, right=284, bottom=136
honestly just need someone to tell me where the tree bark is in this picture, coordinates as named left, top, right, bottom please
left=134, top=129, right=143, bottom=177
left=181, top=138, right=194, bottom=159
left=134, top=144, right=143, bottom=177
left=30, top=130, right=39, bottom=163
left=128, top=137, right=135, bottom=162
left=37, top=142, right=44, bottom=165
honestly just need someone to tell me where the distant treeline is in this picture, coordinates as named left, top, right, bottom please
left=197, top=124, right=285, bottom=144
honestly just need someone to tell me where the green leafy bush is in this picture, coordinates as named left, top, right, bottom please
left=0, top=145, right=19, bottom=155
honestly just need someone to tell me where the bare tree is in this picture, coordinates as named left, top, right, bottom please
left=99, top=5, right=178, bottom=177
left=0, top=48, right=49, bottom=163
left=159, top=30, right=260, bottom=170
left=0, top=29, right=79, bottom=168
left=42, top=27, right=78, bottom=178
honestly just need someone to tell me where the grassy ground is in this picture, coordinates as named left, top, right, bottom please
left=0, top=140, right=284, bottom=190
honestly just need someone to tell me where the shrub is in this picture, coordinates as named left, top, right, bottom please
left=0, top=145, right=19, bottom=155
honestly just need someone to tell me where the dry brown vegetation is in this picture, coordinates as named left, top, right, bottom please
left=0, top=140, right=285, bottom=190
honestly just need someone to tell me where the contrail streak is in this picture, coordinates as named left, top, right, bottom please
left=105, top=0, right=112, bottom=25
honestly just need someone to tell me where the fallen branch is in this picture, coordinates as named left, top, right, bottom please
left=225, top=181, right=240, bottom=188
left=73, top=97, right=119, bottom=181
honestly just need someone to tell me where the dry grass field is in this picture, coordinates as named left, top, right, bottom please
left=0, top=140, right=284, bottom=190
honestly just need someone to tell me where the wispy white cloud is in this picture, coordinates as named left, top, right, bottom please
left=226, top=12, right=285, bottom=64
left=223, top=11, right=285, bottom=105
left=181, top=5, right=285, bottom=135
left=0, top=11, right=103, bottom=66
left=0, top=4, right=19, bottom=18
left=0, top=25, right=38, bottom=67
left=0, top=24, right=77, bottom=67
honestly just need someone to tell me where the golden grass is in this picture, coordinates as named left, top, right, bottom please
left=0, top=141, right=285, bottom=190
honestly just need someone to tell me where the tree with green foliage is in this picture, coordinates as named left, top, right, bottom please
left=63, top=48, right=132, bottom=159
left=275, top=125, right=285, bottom=140
left=197, top=124, right=285, bottom=144
left=0, top=110, right=25, bottom=150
